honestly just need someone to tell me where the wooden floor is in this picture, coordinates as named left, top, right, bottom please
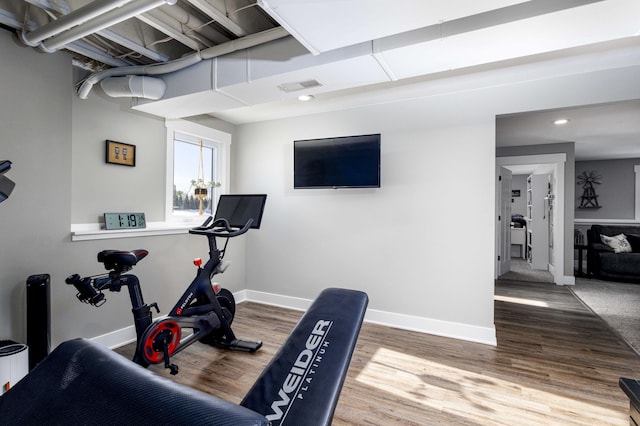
left=116, top=280, right=640, bottom=425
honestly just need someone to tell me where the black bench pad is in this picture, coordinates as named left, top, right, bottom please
left=240, top=287, right=369, bottom=426
left=0, top=338, right=267, bottom=425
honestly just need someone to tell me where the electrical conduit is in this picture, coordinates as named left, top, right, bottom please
left=21, top=0, right=134, bottom=46
left=40, top=0, right=178, bottom=52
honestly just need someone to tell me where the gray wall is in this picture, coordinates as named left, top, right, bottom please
left=71, top=92, right=166, bottom=223
left=0, top=30, right=244, bottom=346
left=0, top=31, right=72, bottom=343
left=575, top=158, right=639, bottom=220
left=236, top=110, right=497, bottom=332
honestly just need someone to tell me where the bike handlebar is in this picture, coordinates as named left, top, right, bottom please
left=188, top=217, right=254, bottom=238
left=66, top=274, right=106, bottom=307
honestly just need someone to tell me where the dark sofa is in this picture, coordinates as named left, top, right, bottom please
left=587, top=225, right=640, bottom=283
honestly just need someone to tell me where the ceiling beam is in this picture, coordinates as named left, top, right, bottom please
left=65, top=39, right=133, bottom=67
left=156, top=4, right=230, bottom=44
left=136, top=9, right=207, bottom=51
left=0, top=7, right=22, bottom=28
left=23, top=0, right=71, bottom=15
left=186, top=0, right=247, bottom=37
left=97, top=28, right=169, bottom=62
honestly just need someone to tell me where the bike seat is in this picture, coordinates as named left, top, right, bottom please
left=98, top=249, right=148, bottom=270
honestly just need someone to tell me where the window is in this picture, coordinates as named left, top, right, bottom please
left=165, top=119, right=231, bottom=224
left=173, top=137, right=217, bottom=217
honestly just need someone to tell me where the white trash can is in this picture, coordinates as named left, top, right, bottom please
left=0, top=341, right=28, bottom=395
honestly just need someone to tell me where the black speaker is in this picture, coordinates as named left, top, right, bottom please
left=26, top=274, right=50, bottom=370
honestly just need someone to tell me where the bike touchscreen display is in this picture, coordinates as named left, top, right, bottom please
left=214, top=194, right=267, bottom=229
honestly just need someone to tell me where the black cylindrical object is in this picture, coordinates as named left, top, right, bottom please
left=26, top=274, right=50, bottom=370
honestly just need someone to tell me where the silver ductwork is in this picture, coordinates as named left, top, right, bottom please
left=100, top=75, right=167, bottom=100
left=77, top=52, right=202, bottom=99
left=77, top=26, right=290, bottom=99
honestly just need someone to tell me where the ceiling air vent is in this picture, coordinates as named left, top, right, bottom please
left=277, top=79, right=323, bottom=93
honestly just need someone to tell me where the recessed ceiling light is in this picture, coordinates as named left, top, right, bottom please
left=554, top=118, right=569, bottom=125
left=298, top=94, right=314, bottom=102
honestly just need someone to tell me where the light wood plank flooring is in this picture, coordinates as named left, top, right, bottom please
left=116, top=280, right=640, bottom=425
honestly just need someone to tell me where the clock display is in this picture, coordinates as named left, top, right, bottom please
left=104, top=213, right=146, bottom=230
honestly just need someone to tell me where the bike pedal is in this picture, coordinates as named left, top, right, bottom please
left=233, top=339, right=263, bottom=353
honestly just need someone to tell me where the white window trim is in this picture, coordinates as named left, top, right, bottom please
left=165, top=118, right=231, bottom=226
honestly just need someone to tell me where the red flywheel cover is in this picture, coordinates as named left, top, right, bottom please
left=141, top=320, right=181, bottom=364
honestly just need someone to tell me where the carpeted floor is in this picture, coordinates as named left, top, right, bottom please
left=570, top=277, right=640, bottom=355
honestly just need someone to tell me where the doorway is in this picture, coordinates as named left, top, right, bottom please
left=495, top=154, right=566, bottom=285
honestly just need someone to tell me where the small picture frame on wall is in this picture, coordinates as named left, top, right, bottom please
left=511, top=190, right=521, bottom=197
left=106, top=140, right=136, bottom=167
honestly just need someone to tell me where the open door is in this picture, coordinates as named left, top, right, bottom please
left=496, top=167, right=512, bottom=277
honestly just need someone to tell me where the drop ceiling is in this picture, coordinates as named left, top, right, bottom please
left=0, top=0, right=639, bottom=160
left=497, top=99, right=640, bottom=161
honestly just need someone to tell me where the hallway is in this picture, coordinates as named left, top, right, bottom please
left=498, top=258, right=555, bottom=284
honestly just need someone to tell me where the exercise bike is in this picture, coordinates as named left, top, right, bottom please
left=66, top=195, right=267, bottom=375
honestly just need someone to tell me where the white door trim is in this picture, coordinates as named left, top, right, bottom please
left=496, top=153, right=567, bottom=285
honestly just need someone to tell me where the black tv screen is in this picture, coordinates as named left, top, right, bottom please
left=294, top=134, right=381, bottom=189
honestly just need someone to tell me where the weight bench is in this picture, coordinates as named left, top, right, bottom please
left=0, top=288, right=368, bottom=425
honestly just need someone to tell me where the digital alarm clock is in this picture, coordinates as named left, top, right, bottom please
left=104, top=213, right=146, bottom=230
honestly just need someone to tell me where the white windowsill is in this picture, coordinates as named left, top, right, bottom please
left=71, top=221, right=202, bottom=241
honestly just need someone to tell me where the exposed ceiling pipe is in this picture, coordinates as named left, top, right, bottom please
left=21, top=0, right=134, bottom=47
left=199, top=26, right=288, bottom=59
left=72, top=57, right=99, bottom=72
left=40, top=0, right=177, bottom=52
left=78, top=26, right=289, bottom=99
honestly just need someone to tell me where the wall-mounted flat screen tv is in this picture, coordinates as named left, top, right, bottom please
left=293, top=134, right=381, bottom=189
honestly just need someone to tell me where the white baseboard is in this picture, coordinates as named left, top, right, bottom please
left=241, top=289, right=311, bottom=311
left=244, top=290, right=497, bottom=346
left=364, top=309, right=497, bottom=346
left=92, top=314, right=167, bottom=349
left=93, top=289, right=497, bottom=349
left=564, top=275, right=576, bottom=285
left=92, top=326, right=137, bottom=349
